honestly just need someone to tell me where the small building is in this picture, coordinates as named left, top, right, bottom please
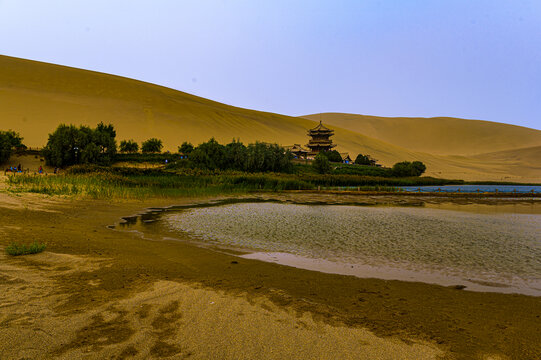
left=285, top=144, right=309, bottom=159
left=340, top=153, right=352, bottom=164
left=306, top=121, right=336, bottom=157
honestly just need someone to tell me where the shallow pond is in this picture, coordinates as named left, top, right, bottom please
left=122, top=201, right=541, bottom=295
left=399, top=185, right=541, bottom=193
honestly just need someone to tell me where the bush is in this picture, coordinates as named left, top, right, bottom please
left=119, top=140, right=139, bottom=153
left=178, top=142, right=194, bottom=154
left=321, top=150, right=343, bottom=163
left=392, top=161, right=427, bottom=177
left=42, top=123, right=117, bottom=167
left=141, top=138, right=163, bottom=153
left=355, top=153, right=377, bottom=166
left=6, top=242, right=47, bottom=256
left=313, top=153, right=331, bottom=174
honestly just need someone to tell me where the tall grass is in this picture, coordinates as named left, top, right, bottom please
left=6, top=165, right=464, bottom=200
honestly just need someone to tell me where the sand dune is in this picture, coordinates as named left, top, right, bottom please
left=1, top=55, right=539, bottom=182
left=302, top=113, right=541, bottom=156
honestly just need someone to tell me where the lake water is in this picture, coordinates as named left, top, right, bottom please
left=399, top=185, right=541, bottom=193
left=159, top=202, right=541, bottom=295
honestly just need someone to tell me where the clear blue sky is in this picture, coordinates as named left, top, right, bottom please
left=1, top=0, right=540, bottom=129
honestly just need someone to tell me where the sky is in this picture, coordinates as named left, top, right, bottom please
left=1, top=0, right=540, bottom=130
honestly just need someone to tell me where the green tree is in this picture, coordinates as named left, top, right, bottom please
left=392, top=161, right=427, bottom=177
left=141, top=138, right=163, bottom=153
left=42, top=123, right=117, bottom=167
left=190, top=138, right=226, bottom=169
left=224, top=139, right=247, bottom=171
left=0, top=130, right=24, bottom=164
left=355, top=153, right=377, bottom=166
left=312, top=153, right=331, bottom=174
left=178, top=141, right=194, bottom=154
left=321, top=150, right=343, bottom=163
left=411, top=161, right=427, bottom=176
left=119, top=140, right=139, bottom=153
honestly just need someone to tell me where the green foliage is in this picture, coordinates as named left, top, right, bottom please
left=42, top=122, right=117, bottom=167
left=190, top=138, right=226, bottom=169
left=224, top=139, right=247, bottom=170
left=392, top=161, right=427, bottom=177
left=245, top=142, right=292, bottom=173
left=355, top=153, right=377, bottom=166
left=6, top=242, right=47, bottom=256
left=0, top=130, right=24, bottom=164
left=119, top=139, right=139, bottom=153
left=178, top=142, right=194, bottom=154
left=115, top=152, right=179, bottom=164
left=189, top=139, right=292, bottom=173
left=332, top=164, right=391, bottom=177
left=313, top=153, right=331, bottom=174
left=141, top=138, right=163, bottom=153
left=321, top=150, right=343, bottom=163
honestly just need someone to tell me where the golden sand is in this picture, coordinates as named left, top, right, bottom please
left=1, top=55, right=540, bottom=182
left=0, top=189, right=540, bottom=359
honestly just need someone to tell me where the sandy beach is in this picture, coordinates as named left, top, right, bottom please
left=0, top=189, right=540, bottom=359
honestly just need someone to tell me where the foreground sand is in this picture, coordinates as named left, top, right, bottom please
left=0, top=191, right=540, bottom=359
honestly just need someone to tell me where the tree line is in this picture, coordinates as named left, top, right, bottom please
left=2, top=123, right=426, bottom=177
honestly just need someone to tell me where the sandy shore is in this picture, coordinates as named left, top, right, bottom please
left=0, top=190, right=540, bottom=359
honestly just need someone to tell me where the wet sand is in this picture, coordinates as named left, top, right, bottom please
left=0, top=191, right=540, bottom=359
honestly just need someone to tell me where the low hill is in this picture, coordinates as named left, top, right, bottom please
left=1, top=55, right=539, bottom=182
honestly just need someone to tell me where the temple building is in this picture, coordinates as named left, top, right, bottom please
left=285, top=144, right=309, bottom=159
left=306, top=121, right=336, bottom=156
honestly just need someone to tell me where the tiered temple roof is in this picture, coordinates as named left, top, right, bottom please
left=306, top=121, right=336, bottom=155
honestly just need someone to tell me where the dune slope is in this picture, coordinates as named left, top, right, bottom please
left=1, top=55, right=539, bottom=182
left=302, top=113, right=541, bottom=156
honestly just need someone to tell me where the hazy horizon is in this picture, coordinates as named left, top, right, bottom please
left=1, top=0, right=540, bottom=130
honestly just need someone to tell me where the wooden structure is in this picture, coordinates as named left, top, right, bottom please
left=306, top=121, right=336, bottom=156
left=285, top=144, right=309, bottom=159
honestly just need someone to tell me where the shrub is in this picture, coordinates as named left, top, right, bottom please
left=141, top=138, right=163, bottom=153
left=392, top=161, right=427, bottom=177
left=6, top=242, right=47, bottom=256
left=321, top=150, right=343, bottom=163
left=119, top=140, right=139, bottom=153
left=355, top=153, right=377, bottom=166
left=178, top=142, right=194, bottom=155
left=313, top=153, right=331, bottom=174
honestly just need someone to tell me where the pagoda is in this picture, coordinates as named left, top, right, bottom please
left=306, top=121, right=336, bottom=156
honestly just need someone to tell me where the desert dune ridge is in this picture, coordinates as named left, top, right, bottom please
left=1, top=54, right=540, bottom=182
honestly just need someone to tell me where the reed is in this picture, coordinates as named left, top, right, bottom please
left=5, top=165, right=463, bottom=200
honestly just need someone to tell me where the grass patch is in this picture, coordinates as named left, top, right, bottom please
left=6, top=242, right=47, bottom=256
left=5, top=165, right=464, bottom=200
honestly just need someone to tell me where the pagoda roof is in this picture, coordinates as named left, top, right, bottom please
left=308, top=121, right=333, bottom=133
left=285, top=144, right=309, bottom=153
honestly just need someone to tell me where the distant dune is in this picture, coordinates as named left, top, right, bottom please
left=1, top=55, right=540, bottom=182
left=302, top=113, right=541, bottom=156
